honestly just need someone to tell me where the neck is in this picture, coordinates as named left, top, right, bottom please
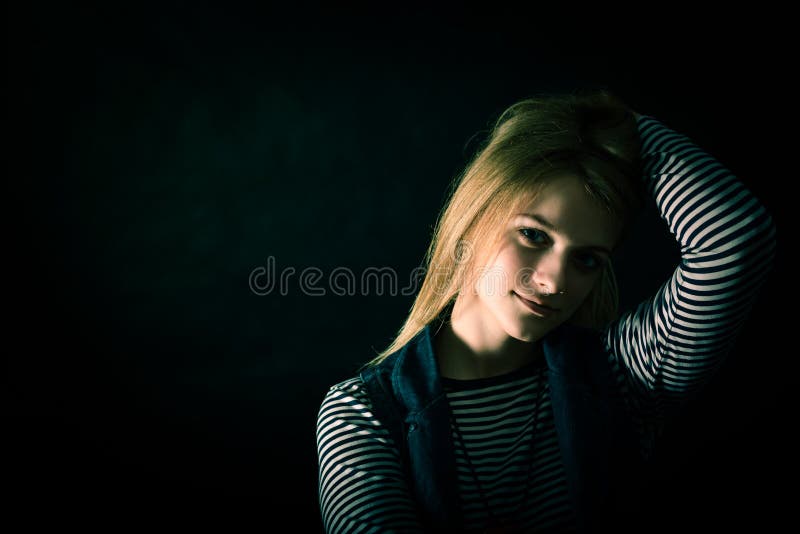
left=433, top=296, right=543, bottom=380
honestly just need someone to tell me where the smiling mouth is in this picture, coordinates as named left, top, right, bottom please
left=514, top=292, right=559, bottom=317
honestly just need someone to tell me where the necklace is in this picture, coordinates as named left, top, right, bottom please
left=445, top=363, right=547, bottom=533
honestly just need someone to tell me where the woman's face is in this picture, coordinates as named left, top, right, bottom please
left=468, top=173, right=622, bottom=342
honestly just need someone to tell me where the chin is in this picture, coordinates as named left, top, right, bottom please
left=516, top=312, right=573, bottom=342
left=503, top=316, right=549, bottom=343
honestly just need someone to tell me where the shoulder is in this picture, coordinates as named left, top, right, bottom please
left=317, top=375, right=381, bottom=429
left=327, top=374, right=370, bottom=394
left=320, top=375, right=372, bottom=408
left=316, top=373, right=398, bottom=449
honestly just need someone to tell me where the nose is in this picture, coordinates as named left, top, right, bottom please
left=530, top=250, right=568, bottom=295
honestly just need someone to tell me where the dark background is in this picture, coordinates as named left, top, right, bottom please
left=7, top=3, right=793, bottom=531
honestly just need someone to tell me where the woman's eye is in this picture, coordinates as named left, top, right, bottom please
left=519, top=228, right=548, bottom=244
left=574, top=253, right=602, bottom=271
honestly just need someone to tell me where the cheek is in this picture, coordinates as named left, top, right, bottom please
left=475, top=255, right=520, bottom=297
left=475, top=266, right=510, bottom=297
left=565, top=276, right=601, bottom=309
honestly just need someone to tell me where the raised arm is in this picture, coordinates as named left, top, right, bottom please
left=605, top=114, right=777, bottom=415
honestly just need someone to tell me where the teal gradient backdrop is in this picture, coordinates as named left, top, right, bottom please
left=8, top=3, right=790, bottom=532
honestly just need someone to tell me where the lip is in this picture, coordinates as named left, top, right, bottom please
left=514, top=292, right=560, bottom=318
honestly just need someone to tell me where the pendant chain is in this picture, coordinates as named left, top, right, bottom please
left=445, top=364, right=547, bottom=532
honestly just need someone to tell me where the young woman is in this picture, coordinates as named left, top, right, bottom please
left=315, top=91, right=776, bottom=533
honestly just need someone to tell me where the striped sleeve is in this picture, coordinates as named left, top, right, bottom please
left=316, top=377, right=424, bottom=533
left=605, top=115, right=776, bottom=423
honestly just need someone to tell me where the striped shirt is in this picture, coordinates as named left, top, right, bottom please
left=316, top=116, right=777, bottom=533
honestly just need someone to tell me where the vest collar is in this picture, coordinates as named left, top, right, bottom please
left=389, top=321, right=604, bottom=413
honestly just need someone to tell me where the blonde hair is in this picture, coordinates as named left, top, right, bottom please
left=365, top=89, right=643, bottom=367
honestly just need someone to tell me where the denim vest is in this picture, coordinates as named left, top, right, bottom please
left=359, top=322, right=643, bottom=533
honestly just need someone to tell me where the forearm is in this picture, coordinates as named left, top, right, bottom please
left=637, top=115, right=775, bottom=262
left=608, top=116, right=776, bottom=405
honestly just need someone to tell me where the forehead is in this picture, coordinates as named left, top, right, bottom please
left=514, top=174, right=621, bottom=248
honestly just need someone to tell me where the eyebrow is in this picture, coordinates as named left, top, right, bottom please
left=516, top=213, right=612, bottom=255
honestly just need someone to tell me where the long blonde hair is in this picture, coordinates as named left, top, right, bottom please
left=365, top=89, right=643, bottom=367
